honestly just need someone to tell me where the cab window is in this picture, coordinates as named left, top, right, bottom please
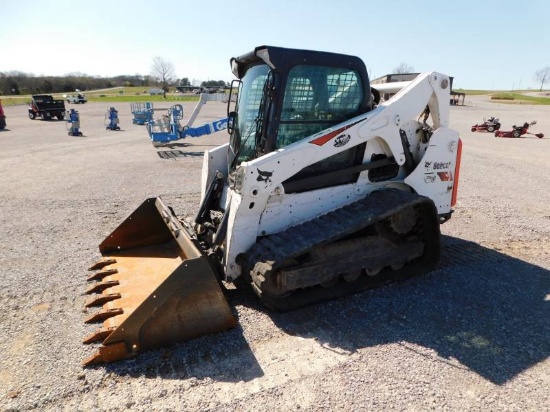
left=277, top=65, right=363, bottom=149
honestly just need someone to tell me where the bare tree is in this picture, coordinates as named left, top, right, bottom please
left=150, top=57, right=176, bottom=98
left=393, top=63, right=415, bottom=74
left=534, top=67, right=550, bottom=91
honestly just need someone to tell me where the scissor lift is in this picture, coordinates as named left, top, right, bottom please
left=131, top=102, right=154, bottom=125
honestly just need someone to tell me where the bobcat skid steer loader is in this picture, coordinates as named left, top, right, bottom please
left=82, top=46, right=462, bottom=366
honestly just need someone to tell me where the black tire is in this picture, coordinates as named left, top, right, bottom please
left=513, top=131, right=521, bottom=138
left=487, top=126, right=495, bottom=132
left=29, top=112, right=36, bottom=120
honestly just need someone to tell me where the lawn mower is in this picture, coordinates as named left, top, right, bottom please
left=494, top=121, right=544, bottom=138
left=471, top=116, right=501, bottom=133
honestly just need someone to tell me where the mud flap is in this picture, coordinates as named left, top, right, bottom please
left=83, top=198, right=237, bottom=366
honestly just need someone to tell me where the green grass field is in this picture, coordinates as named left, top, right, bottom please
left=2, top=87, right=549, bottom=106
left=488, top=92, right=550, bottom=105
left=455, top=89, right=550, bottom=104
left=0, top=87, right=203, bottom=106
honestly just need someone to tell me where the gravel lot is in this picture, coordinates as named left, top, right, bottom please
left=0, top=95, right=548, bottom=411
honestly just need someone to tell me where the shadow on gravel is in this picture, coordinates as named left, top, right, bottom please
left=154, top=142, right=224, bottom=159
left=155, top=142, right=192, bottom=148
left=258, top=235, right=550, bottom=385
left=102, top=236, right=548, bottom=385
left=102, top=324, right=264, bottom=383
left=156, top=149, right=205, bottom=159
left=154, top=142, right=220, bottom=149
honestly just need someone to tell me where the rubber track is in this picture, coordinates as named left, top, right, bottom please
left=243, top=190, right=440, bottom=311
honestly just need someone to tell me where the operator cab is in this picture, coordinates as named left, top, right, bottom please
left=228, top=46, right=373, bottom=191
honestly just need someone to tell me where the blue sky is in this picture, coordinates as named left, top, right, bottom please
left=2, top=0, right=549, bottom=90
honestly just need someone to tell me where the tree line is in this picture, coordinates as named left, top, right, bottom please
left=0, top=71, right=161, bottom=96
left=0, top=71, right=229, bottom=98
left=3, top=58, right=548, bottom=96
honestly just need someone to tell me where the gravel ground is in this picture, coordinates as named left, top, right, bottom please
left=0, top=95, right=548, bottom=411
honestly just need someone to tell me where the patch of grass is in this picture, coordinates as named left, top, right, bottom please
left=490, top=92, right=550, bottom=105
left=452, top=88, right=550, bottom=105
left=0, top=91, right=202, bottom=106
left=86, top=94, right=200, bottom=103
left=0, top=97, right=31, bottom=106
left=490, top=93, right=516, bottom=100
left=455, top=89, right=494, bottom=95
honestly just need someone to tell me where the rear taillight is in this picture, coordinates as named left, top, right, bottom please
left=451, top=138, right=462, bottom=207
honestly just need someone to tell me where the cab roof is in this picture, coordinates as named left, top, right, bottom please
left=230, top=45, right=370, bottom=83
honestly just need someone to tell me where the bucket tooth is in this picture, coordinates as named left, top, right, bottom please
left=85, top=293, right=121, bottom=308
left=85, top=280, right=119, bottom=295
left=87, top=268, right=118, bottom=282
left=89, top=259, right=117, bottom=271
left=85, top=308, right=123, bottom=323
left=83, top=327, right=116, bottom=344
left=82, top=342, right=130, bottom=366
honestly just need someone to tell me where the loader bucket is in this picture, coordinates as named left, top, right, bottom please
left=82, top=197, right=237, bottom=366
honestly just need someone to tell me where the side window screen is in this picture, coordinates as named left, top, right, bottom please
left=232, top=64, right=269, bottom=164
left=277, top=66, right=363, bottom=149
left=327, top=72, right=362, bottom=111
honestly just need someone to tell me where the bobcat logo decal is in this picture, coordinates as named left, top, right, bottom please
left=334, top=134, right=351, bottom=147
left=257, top=169, right=273, bottom=184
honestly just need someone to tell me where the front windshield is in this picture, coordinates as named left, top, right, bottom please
left=229, top=64, right=269, bottom=168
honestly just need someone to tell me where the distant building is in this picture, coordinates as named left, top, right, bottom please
left=371, top=73, right=465, bottom=105
left=371, top=73, right=420, bottom=101
left=371, top=73, right=420, bottom=84
left=175, top=86, right=197, bottom=93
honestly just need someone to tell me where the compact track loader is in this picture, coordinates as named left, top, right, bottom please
left=83, top=46, right=462, bottom=366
